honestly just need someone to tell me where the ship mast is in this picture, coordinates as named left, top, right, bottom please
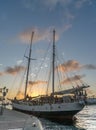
left=24, top=32, right=34, bottom=99
left=52, top=30, right=55, bottom=96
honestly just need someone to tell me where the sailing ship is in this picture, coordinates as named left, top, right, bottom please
left=11, top=30, right=89, bottom=122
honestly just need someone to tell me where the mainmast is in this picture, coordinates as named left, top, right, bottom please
left=24, top=32, right=34, bottom=99
left=52, top=30, right=55, bottom=96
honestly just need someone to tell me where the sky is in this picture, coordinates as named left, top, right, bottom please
left=0, top=0, right=96, bottom=98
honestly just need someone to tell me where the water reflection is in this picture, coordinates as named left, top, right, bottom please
left=40, top=105, right=96, bottom=130
left=40, top=118, right=86, bottom=130
left=76, top=105, right=96, bottom=130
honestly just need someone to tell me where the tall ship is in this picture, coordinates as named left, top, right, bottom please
left=11, top=30, right=89, bottom=122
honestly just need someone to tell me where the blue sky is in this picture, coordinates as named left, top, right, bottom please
left=0, top=0, right=96, bottom=97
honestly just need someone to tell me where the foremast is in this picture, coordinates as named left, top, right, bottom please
left=24, top=32, right=34, bottom=99
left=52, top=30, right=55, bottom=96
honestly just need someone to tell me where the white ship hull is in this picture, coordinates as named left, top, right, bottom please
left=12, top=101, right=85, bottom=122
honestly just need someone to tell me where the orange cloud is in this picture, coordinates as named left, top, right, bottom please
left=19, top=27, right=59, bottom=43
left=0, top=65, right=26, bottom=76
left=56, top=60, right=96, bottom=73
left=61, top=74, right=85, bottom=85
left=0, top=72, right=3, bottom=76
left=29, top=80, right=47, bottom=86
left=5, top=65, right=26, bottom=75
left=56, top=60, right=82, bottom=72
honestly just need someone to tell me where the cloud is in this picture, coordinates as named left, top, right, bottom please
left=0, top=72, right=3, bottom=76
left=0, top=65, right=26, bottom=76
left=19, top=27, right=59, bottom=43
left=63, top=23, right=72, bottom=32
left=16, top=60, right=23, bottom=65
left=42, top=0, right=73, bottom=10
left=0, top=60, right=95, bottom=77
left=22, top=0, right=93, bottom=11
left=22, top=0, right=73, bottom=10
left=61, top=74, right=85, bottom=84
left=21, top=0, right=93, bottom=32
left=56, top=60, right=82, bottom=72
left=0, top=64, right=3, bottom=66
left=19, top=24, right=73, bottom=44
left=20, top=0, right=94, bottom=43
left=22, top=0, right=33, bottom=9
left=56, top=60, right=96, bottom=73
left=5, top=65, right=26, bottom=75
left=65, top=12, right=75, bottom=21
left=29, top=80, right=47, bottom=86
left=83, top=64, right=96, bottom=70
left=75, top=0, right=92, bottom=8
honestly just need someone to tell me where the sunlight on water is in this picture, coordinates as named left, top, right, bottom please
left=76, top=105, right=96, bottom=130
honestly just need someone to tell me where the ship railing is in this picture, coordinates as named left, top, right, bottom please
left=13, top=93, right=87, bottom=105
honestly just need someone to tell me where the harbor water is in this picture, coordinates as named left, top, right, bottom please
left=39, top=105, right=96, bottom=130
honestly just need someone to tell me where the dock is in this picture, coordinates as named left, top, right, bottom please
left=0, top=108, right=43, bottom=130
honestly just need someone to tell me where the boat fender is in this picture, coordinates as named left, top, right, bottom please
left=32, top=122, right=36, bottom=127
